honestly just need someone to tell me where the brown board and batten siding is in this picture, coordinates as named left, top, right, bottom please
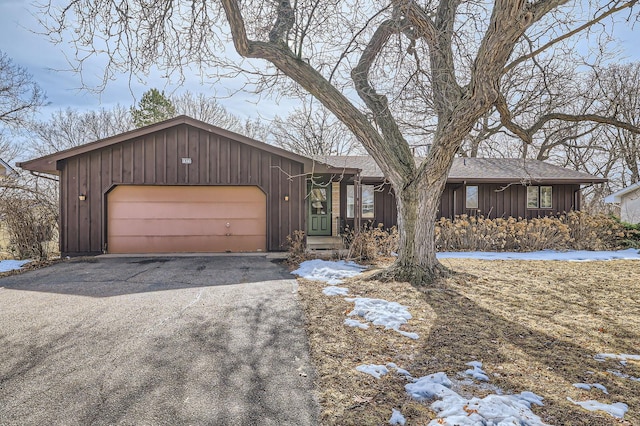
left=58, top=122, right=305, bottom=255
left=438, top=183, right=581, bottom=220
left=338, top=180, right=581, bottom=231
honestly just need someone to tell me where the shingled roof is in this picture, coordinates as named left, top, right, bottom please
left=322, top=156, right=607, bottom=184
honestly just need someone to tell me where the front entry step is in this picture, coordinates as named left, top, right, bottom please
left=306, top=236, right=344, bottom=250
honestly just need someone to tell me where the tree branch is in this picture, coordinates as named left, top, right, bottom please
left=392, top=0, right=437, bottom=45
left=496, top=88, right=640, bottom=148
left=494, top=93, right=533, bottom=144
left=504, top=0, right=637, bottom=74
left=532, top=112, right=640, bottom=134
left=220, top=0, right=408, bottom=184
left=351, top=18, right=415, bottom=179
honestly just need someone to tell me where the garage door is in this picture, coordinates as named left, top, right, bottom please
left=107, top=186, right=266, bottom=253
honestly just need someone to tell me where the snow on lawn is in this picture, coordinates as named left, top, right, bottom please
left=344, top=318, right=369, bottom=329
left=322, top=285, right=350, bottom=296
left=464, top=361, right=489, bottom=382
left=0, top=259, right=31, bottom=273
left=291, top=259, right=367, bottom=284
left=388, top=408, right=406, bottom=425
left=607, top=370, right=640, bottom=382
left=567, top=398, right=628, bottom=419
left=292, top=251, right=640, bottom=286
left=355, top=357, right=635, bottom=424
left=300, top=258, right=637, bottom=423
left=573, top=383, right=608, bottom=394
left=595, top=353, right=640, bottom=363
left=437, top=248, right=640, bottom=261
left=345, top=297, right=419, bottom=340
left=357, top=361, right=550, bottom=425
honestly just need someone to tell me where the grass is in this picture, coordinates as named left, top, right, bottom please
left=297, top=258, right=640, bottom=425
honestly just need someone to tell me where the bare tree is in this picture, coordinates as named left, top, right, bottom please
left=271, top=99, right=360, bottom=157
left=172, top=91, right=244, bottom=131
left=0, top=51, right=47, bottom=128
left=592, top=63, right=640, bottom=186
left=38, top=0, right=640, bottom=284
left=27, top=106, right=133, bottom=157
left=0, top=135, right=21, bottom=165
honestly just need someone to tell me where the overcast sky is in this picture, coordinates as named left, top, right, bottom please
left=1, top=0, right=638, bottom=124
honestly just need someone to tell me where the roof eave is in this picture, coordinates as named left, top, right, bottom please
left=446, top=177, right=608, bottom=185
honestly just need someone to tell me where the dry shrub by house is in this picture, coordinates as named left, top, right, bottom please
left=435, top=211, right=628, bottom=252
left=0, top=195, right=57, bottom=260
left=346, top=224, right=398, bottom=262
left=338, top=212, right=630, bottom=259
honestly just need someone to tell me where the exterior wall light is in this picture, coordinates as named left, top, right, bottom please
left=79, top=194, right=87, bottom=201
left=284, top=195, right=289, bottom=201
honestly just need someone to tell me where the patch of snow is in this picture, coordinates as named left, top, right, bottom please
left=387, top=363, right=412, bottom=379
left=0, top=259, right=31, bottom=273
left=344, top=318, right=369, bottom=329
left=592, top=383, right=608, bottom=394
left=345, top=297, right=418, bottom=339
left=567, top=398, right=628, bottom=419
left=406, top=372, right=548, bottom=425
left=396, top=330, right=420, bottom=340
left=405, top=372, right=455, bottom=401
left=356, top=364, right=389, bottom=379
left=464, top=361, right=489, bottom=382
left=291, top=259, right=366, bottom=284
left=573, top=383, right=591, bottom=391
left=437, top=248, right=640, bottom=262
left=607, top=369, right=640, bottom=382
left=573, top=383, right=608, bottom=394
left=595, top=353, right=640, bottom=362
left=389, top=408, right=406, bottom=425
left=322, top=285, right=349, bottom=296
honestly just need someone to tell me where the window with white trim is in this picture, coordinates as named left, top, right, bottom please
left=465, top=185, right=479, bottom=209
left=346, top=184, right=375, bottom=218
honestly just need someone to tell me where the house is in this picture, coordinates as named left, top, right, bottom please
left=323, top=156, right=607, bottom=234
left=604, top=182, right=640, bottom=224
left=18, top=116, right=606, bottom=256
left=0, top=158, right=18, bottom=178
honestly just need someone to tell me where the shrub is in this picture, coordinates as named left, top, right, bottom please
left=614, top=220, right=640, bottom=248
left=286, top=230, right=307, bottom=264
left=346, top=223, right=398, bottom=261
left=0, top=196, right=57, bottom=260
left=435, top=212, right=630, bottom=252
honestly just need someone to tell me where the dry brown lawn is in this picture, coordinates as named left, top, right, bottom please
left=297, top=258, right=640, bottom=425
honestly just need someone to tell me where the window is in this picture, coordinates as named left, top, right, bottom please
left=347, top=184, right=375, bottom=218
left=310, top=187, right=328, bottom=215
left=361, top=185, right=375, bottom=218
left=527, top=186, right=552, bottom=209
left=465, top=185, right=479, bottom=209
left=540, top=186, right=552, bottom=208
left=527, top=186, right=539, bottom=208
left=347, top=185, right=355, bottom=218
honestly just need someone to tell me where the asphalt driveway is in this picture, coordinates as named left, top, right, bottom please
left=0, top=256, right=319, bottom=425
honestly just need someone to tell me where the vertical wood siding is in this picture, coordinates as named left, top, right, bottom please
left=59, top=124, right=305, bottom=255
left=439, top=183, right=581, bottom=219
left=340, top=182, right=581, bottom=232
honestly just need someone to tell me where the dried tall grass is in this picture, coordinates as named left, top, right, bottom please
left=435, top=212, right=628, bottom=252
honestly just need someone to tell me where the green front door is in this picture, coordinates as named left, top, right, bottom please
left=308, top=184, right=332, bottom=236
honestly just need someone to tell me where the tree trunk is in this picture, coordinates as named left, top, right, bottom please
left=373, top=171, right=450, bottom=285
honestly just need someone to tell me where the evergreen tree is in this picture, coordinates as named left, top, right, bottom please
left=131, top=88, right=176, bottom=127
